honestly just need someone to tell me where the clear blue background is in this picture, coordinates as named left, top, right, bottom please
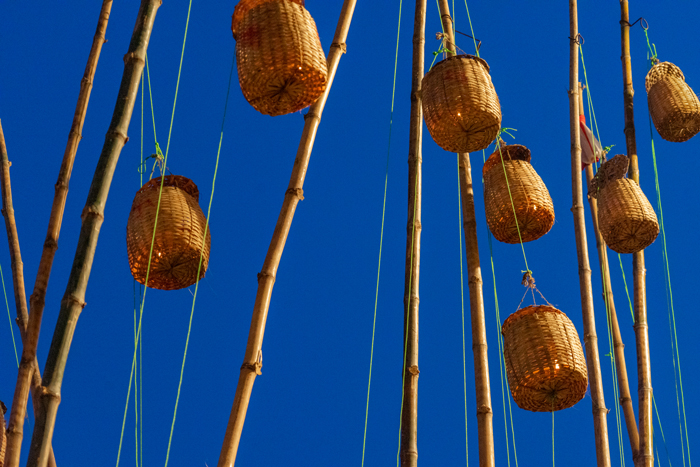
left=0, top=0, right=699, bottom=465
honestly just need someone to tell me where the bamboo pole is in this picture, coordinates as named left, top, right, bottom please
left=399, top=0, right=427, bottom=465
left=25, top=2, right=160, bottom=465
left=216, top=2, right=357, bottom=466
left=568, top=2, right=612, bottom=466
left=0, top=125, right=58, bottom=467
left=619, top=2, right=652, bottom=465
left=433, top=2, right=494, bottom=465
left=4, top=3, right=112, bottom=465
left=578, top=84, right=640, bottom=459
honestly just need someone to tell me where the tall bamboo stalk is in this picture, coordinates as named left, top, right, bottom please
left=568, top=2, right=612, bottom=466
left=216, top=2, right=357, bottom=466
left=433, top=2, right=494, bottom=465
left=619, top=2, right=652, bottom=465
left=0, top=124, right=58, bottom=467
left=25, top=2, right=160, bottom=465
left=578, top=84, right=640, bottom=459
left=5, top=3, right=112, bottom=465
left=399, top=0, right=427, bottom=465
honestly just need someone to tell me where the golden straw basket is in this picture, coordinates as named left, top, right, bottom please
left=589, top=155, right=659, bottom=254
left=232, top=0, right=328, bottom=116
left=482, top=144, right=554, bottom=244
left=646, top=61, right=700, bottom=142
left=422, top=54, right=501, bottom=153
left=502, top=305, right=588, bottom=412
left=126, top=175, right=211, bottom=291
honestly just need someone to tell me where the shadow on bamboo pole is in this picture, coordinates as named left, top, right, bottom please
left=25, top=2, right=161, bottom=466
left=216, top=2, right=357, bottom=466
left=433, top=2, right=495, bottom=465
left=399, top=0, right=427, bottom=465
left=578, top=83, right=640, bottom=459
left=619, top=2, right=652, bottom=465
left=0, top=125, right=58, bottom=467
left=568, top=2, right=612, bottom=466
left=4, top=3, right=113, bottom=465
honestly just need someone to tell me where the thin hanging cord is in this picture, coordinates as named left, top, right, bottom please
left=462, top=0, right=479, bottom=57
left=649, top=114, right=691, bottom=467
left=551, top=409, right=555, bottom=467
left=653, top=394, right=674, bottom=466
left=617, top=255, right=635, bottom=322
left=457, top=157, right=469, bottom=466
left=361, top=1, right=403, bottom=464
left=164, top=47, right=232, bottom=467
left=1, top=262, right=18, bottom=366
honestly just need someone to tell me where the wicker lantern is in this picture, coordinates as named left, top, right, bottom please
left=646, top=61, right=700, bottom=142
left=126, top=175, right=212, bottom=291
left=482, top=144, right=554, bottom=244
left=231, top=0, right=328, bottom=117
left=502, top=305, right=588, bottom=412
left=589, top=155, right=659, bottom=254
left=422, top=54, right=501, bottom=153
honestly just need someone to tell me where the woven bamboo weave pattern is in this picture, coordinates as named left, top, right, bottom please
left=233, top=0, right=327, bottom=116
left=0, top=403, right=5, bottom=467
left=422, top=55, right=501, bottom=153
left=597, top=178, right=659, bottom=254
left=126, top=175, right=211, bottom=291
left=482, top=145, right=554, bottom=244
left=645, top=61, right=700, bottom=142
left=231, top=0, right=305, bottom=37
left=502, top=305, right=588, bottom=412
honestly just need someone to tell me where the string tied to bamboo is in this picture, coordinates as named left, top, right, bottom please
left=231, top=0, right=328, bottom=116
left=588, top=154, right=658, bottom=254
left=502, top=274, right=588, bottom=412
left=126, top=174, right=212, bottom=290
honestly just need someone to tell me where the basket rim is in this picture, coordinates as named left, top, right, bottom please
left=645, top=61, right=685, bottom=92
left=429, top=53, right=491, bottom=74
left=231, top=0, right=306, bottom=38
left=482, top=144, right=531, bottom=176
left=501, top=304, right=564, bottom=335
left=137, top=175, right=200, bottom=201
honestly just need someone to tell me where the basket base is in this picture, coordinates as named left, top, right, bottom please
left=510, top=366, right=588, bottom=412
left=655, top=112, right=700, bottom=143
left=604, top=218, right=659, bottom=254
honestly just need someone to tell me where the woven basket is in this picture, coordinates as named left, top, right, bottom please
left=232, top=0, right=327, bottom=116
left=590, top=155, right=659, bottom=254
left=482, top=144, right=554, bottom=244
left=646, top=61, right=700, bottom=142
left=126, top=175, right=212, bottom=291
left=422, top=54, right=501, bottom=153
left=502, top=305, right=588, bottom=412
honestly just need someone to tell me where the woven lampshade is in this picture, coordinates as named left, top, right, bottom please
left=482, top=144, right=554, bottom=244
left=232, top=0, right=328, bottom=116
left=502, top=305, right=588, bottom=412
left=422, top=54, right=501, bottom=153
left=646, top=61, right=700, bottom=142
left=126, top=175, right=211, bottom=291
left=590, top=155, right=659, bottom=254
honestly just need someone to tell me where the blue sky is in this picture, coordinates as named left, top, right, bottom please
left=1, top=0, right=699, bottom=465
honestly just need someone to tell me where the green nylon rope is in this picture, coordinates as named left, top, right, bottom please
left=456, top=157, right=469, bottom=466
left=653, top=395, right=674, bottom=466
left=1, top=262, right=18, bottom=367
left=649, top=114, right=691, bottom=466
left=463, top=0, right=478, bottom=57
left=361, top=1, right=403, bottom=465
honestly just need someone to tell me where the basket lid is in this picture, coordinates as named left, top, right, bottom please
left=482, top=144, right=531, bottom=176
left=136, top=175, right=200, bottom=201
left=645, top=61, right=685, bottom=92
left=501, top=305, right=564, bottom=336
left=231, top=0, right=306, bottom=38
left=588, top=154, right=629, bottom=198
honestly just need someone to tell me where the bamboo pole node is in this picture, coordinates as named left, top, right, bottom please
left=330, top=42, right=347, bottom=53
left=408, top=365, right=420, bottom=376
left=286, top=188, right=304, bottom=200
left=256, top=272, right=274, bottom=283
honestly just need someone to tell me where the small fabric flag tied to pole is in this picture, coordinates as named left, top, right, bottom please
left=580, top=115, right=602, bottom=169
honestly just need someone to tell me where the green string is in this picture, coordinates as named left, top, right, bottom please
left=456, top=157, right=469, bottom=467
left=643, top=26, right=658, bottom=66
left=361, top=2, right=402, bottom=466
left=653, top=394, right=674, bottom=466
left=551, top=409, right=555, bottom=467
left=617, top=254, right=635, bottom=323
left=462, top=0, right=479, bottom=57
left=649, top=114, right=691, bottom=466
left=482, top=150, right=518, bottom=467
left=1, top=262, right=18, bottom=367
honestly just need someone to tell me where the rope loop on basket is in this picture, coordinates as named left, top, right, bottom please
left=642, top=25, right=659, bottom=67
left=517, top=271, right=553, bottom=310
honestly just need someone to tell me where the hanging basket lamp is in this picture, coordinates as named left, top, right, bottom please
left=502, top=305, right=588, bottom=412
left=589, top=154, right=659, bottom=254
left=422, top=54, right=502, bottom=153
left=482, top=144, right=554, bottom=244
left=646, top=61, right=700, bottom=142
left=126, top=175, right=212, bottom=291
left=231, top=0, right=328, bottom=117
